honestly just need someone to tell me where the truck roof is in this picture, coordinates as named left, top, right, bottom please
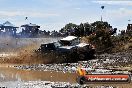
left=76, top=43, right=89, bottom=47
left=60, top=36, right=77, bottom=41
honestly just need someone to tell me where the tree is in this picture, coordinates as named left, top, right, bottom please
left=60, top=23, right=78, bottom=36
left=88, top=21, right=115, bottom=53
left=78, top=23, right=85, bottom=37
left=83, top=22, right=92, bottom=36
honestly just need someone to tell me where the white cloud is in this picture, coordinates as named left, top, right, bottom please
left=0, top=10, right=60, bottom=18
left=40, top=22, right=66, bottom=31
left=100, top=7, right=131, bottom=31
left=74, top=7, right=81, bottom=10
left=92, top=1, right=132, bottom=6
left=106, top=8, right=132, bottom=19
left=0, top=10, right=62, bottom=31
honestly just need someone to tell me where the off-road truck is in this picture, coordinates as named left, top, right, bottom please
left=36, top=36, right=95, bottom=63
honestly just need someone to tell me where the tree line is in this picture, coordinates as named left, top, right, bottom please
left=59, top=21, right=117, bottom=37
left=59, top=21, right=131, bottom=53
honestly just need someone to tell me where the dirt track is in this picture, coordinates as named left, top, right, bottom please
left=0, top=67, right=77, bottom=83
left=0, top=37, right=132, bottom=87
left=0, top=66, right=132, bottom=88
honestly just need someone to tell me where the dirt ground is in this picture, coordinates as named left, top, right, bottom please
left=0, top=66, right=132, bottom=88
left=0, top=37, right=132, bottom=88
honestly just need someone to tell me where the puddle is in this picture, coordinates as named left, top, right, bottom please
left=0, top=67, right=77, bottom=83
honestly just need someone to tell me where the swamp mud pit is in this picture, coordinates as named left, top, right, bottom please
left=0, top=37, right=132, bottom=88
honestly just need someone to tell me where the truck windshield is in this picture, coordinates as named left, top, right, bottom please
left=60, top=40, right=71, bottom=46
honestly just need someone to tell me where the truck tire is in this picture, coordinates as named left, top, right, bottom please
left=128, top=75, right=131, bottom=83
left=79, top=54, right=85, bottom=60
left=76, top=76, right=86, bottom=85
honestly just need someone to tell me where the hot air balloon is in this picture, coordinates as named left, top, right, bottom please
left=101, top=6, right=105, bottom=21
left=25, top=17, right=28, bottom=20
left=128, top=19, right=131, bottom=22
left=101, top=6, right=105, bottom=9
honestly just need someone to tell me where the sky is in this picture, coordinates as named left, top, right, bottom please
left=0, top=0, right=132, bottom=33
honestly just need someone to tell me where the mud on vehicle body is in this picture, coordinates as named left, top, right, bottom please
left=35, top=36, right=95, bottom=63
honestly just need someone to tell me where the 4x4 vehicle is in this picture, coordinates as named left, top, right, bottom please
left=36, top=36, right=95, bottom=62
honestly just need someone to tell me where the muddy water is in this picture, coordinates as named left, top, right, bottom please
left=0, top=37, right=79, bottom=83
left=0, top=67, right=77, bottom=83
left=1, top=67, right=132, bottom=88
